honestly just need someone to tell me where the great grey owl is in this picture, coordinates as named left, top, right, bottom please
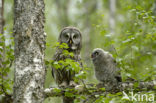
left=52, top=27, right=82, bottom=88
left=91, top=48, right=122, bottom=90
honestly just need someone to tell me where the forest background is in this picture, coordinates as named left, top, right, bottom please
left=0, top=0, right=156, bottom=103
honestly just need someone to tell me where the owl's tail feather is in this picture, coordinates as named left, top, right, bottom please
left=63, top=96, right=74, bottom=103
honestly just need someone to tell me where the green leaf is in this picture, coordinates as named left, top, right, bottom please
left=65, top=92, right=74, bottom=97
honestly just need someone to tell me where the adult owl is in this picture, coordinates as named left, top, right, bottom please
left=91, top=48, right=122, bottom=90
left=52, top=27, right=82, bottom=88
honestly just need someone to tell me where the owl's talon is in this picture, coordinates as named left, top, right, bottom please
left=97, top=82, right=104, bottom=88
left=69, top=81, right=77, bottom=87
left=59, top=81, right=67, bottom=88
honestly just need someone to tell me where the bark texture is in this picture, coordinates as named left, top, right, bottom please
left=13, top=0, right=46, bottom=103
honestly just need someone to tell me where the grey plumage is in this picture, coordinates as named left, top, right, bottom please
left=52, top=27, right=82, bottom=103
left=91, top=48, right=121, bottom=90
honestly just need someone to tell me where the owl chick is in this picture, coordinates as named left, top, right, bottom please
left=91, top=48, right=121, bottom=90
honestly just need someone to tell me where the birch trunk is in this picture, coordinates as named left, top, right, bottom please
left=109, top=0, right=116, bottom=34
left=0, top=0, right=4, bottom=34
left=55, top=0, right=70, bottom=28
left=13, top=0, right=46, bottom=103
left=83, top=1, right=97, bottom=63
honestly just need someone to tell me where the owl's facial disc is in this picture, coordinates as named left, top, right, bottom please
left=67, top=32, right=80, bottom=50
left=91, top=51, right=99, bottom=59
left=71, top=32, right=81, bottom=44
left=61, top=31, right=70, bottom=43
left=60, top=28, right=81, bottom=51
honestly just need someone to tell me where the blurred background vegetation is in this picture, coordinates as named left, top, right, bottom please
left=0, top=0, right=156, bottom=102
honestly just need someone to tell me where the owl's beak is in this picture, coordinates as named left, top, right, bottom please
left=91, top=54, right=93, bottom=58
left=69, top=40, right=72, bottom=44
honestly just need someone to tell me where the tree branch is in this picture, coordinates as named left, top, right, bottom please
left=44, top=80, right=156, bottom=98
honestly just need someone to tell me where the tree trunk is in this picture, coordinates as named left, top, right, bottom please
left=0, top=0, right=4, bottom=68
left=83, top=1, right=97, bottom=63
left=109, top=0, right=116, bottom=34
left=13, top=0, right=46, bottom=103
left=55, top=0, right=70, bottom=28
left=0, top=0, right=4, bottom=34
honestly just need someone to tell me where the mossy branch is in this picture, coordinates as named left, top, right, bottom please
left=44, top=80, right=156, bottom=98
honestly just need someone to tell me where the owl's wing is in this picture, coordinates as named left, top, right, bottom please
left=51, top=49, right=62, bottom=78
left=77, top=55, right=83, bottom=69
left=113, top=59, right=122, bottom=82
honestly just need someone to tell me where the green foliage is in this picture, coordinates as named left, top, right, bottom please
left=2, top=0, right=156, bottom=103
left=0, top=32, right=14, bottom=96
left=52, top=43, right=79, bottom=72
left=47, top=42, right=87, bottom=84
left=85, top=0, right=156, bottom=102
